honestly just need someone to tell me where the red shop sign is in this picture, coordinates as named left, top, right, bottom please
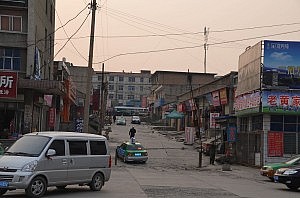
left=268, top=131, right=283, bottom=157
left=0, top=71, right=18, bottom=99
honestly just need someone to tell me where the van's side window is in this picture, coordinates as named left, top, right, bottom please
left=90, top=141, right=107, bottom=155
left=69, top=141, right=87, bottom=155
left=49, top=140, right=65, bottom=156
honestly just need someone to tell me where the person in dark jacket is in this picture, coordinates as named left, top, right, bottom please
left=210, top=143, right=216, bottom=165
left=129, top=126, right=136, bottom=138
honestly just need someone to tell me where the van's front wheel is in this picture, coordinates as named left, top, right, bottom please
left=25, top=176, right=47, bottom=198
left=90, top=173, right=104, bottom=191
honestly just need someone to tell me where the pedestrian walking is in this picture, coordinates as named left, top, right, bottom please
left=113, top=115, right=116, bottom=124
left=210, top=143, right=216, bottom=165
left=129, top=126, right=136, bottom=143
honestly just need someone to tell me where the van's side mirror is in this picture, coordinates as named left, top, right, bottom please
left=46, top=149, right=56, bottom=157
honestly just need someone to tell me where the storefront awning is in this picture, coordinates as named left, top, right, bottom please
left=18, top=79, right=65, bottom=95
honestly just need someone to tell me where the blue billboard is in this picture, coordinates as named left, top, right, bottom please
left=263, top=40, right=300, bottom=89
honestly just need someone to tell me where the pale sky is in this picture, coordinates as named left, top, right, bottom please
left=54, top=0, right=300, bottom=76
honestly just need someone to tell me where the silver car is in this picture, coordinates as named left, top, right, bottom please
left=0, top=132, right=111, bottom=197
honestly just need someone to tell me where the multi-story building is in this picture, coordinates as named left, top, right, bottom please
left=235, top=40, right=300, bottom=166
left=150, top=70, right=215, bottom=119
left=0, top=0, right=64, bottom=137
left=92, top=70, right=151, bottom=111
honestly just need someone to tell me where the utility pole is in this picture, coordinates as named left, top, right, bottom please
left=83, top=0, right=97, bottom=133
left=99, top=63, right=105, bottom=135
left=204, top=27, right=209, bottom=73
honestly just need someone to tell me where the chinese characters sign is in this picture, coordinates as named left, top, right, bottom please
left=262, top=91, right=300, bottom=114
left=234, top=91, right=260, bottom=115
left=0, top=71, right=18, bottom=98
left=268, top=132, right=283, bottom=157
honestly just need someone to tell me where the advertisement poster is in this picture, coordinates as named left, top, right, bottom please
left=268, top=132, right=283, bottom=157
left=262, top=90, right=300, bottom=114
left=212, top=91, right=220, bottom=107
left=210, top=113, right=220, bottom=129
left=263, top=40, right=300, bottom=89
left=227, top=126, right=237, bottom=142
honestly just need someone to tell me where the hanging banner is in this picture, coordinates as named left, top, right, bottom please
left=0, top=71, right=18, bottom=98
left=212, top=91, right=220, bottom=107
left=48, top=108, right=56, bottom=128
left=219, top=88, right=228, bottom=105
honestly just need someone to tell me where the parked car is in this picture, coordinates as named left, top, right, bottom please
left=260, top=155, right=300, bottom=181
left=116, top=141, right=148, bottom=163
left=0, top=132, right=111, bottom=198
left=274, top=166, right=300, bottom=190
left=116, top=116, right=126, bottom=125
left=131, top=116, right=141, bottom=124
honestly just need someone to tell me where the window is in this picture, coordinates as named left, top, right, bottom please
left=49, top=140, right=65, bottom=156
left=128, top=95, right=134, bottom=100
left=270, top=115, right=283, bottom=131
left=140, top=86, right=144, bottom=92
left=109, top=85, right=114, bottom=90
left=109, top=94, right=114, bottom=99
left=118, top=94, right=123, bottom=100
left=90, top=141, right=107, bottom=155
left=240, top=117, right=248, bottom=132
left=140, top=77, right=144, bottom=82
left=284, top=115, right=297, bottom=132
left=98, top=75, right=102, bottom=81
left=109, top=76, right=114, bottom=81
left=118, top=85, right=123, bottom=91
left=251, top=115, right=263, bottom=131
left=128, top=76, right=135, bottom=82
left=0, top=15, right=22, bottom=32
left=284, top=133, right=297, bottom=154
left=69, top=141, right=87, bottom=155
left=119, top=76, right=124, bottom=81
left=0, top=48, right=21, bottom=70
left=128, top=86, right=135, bottom=91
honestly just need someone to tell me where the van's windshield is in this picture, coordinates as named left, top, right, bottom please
left=5, top=136, right=51, bottom=157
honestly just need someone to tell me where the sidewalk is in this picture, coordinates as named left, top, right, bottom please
left=156, top=129, right=261, bottom=180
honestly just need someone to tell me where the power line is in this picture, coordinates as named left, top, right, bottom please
left=55, top=7, right=88, bottom=62
left=54, top=11, right=90, bottom=60
left=93, top=28, right=300, bottom=65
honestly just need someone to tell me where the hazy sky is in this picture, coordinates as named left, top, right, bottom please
left=55, top=0, right=300, bottom=75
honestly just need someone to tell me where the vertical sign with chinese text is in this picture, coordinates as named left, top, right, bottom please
left=268, top=132, right=283, bottom=157
left=227, top=126, right=237, bottom=142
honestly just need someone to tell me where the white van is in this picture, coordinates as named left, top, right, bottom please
left=0, top=131, right=111, bottom=197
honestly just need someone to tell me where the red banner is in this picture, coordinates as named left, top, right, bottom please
left=48, top=108, right=56, bottom=128
left=0, top=71, right=18, bottom=98
left=268, top=132, right=283, bottom=157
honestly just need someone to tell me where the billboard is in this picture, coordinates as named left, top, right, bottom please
left=236, top=41, right=262, bottom=96
left=262, top=90, right=300, bottom=114
left=263, top=40, right=300, bottom=89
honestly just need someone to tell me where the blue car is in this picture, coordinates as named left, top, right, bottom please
left=116, top=141, right=148, bottom=163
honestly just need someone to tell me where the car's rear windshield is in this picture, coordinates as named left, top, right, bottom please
left=6, top=135, right=51, bottom=157
left=127, top=144, right=145, bottom=150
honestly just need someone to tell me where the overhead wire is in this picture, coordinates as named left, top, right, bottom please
left=55, top=7, right=88, bottom=62
left=93, top=28, right=300, bottom=65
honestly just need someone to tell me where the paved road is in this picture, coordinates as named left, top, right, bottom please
left=4, top=118, right=299, bottom=197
